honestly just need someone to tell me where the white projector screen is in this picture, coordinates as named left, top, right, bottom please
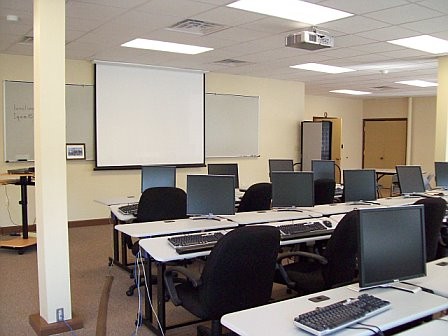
left=95, top=62, right=205, bottom=168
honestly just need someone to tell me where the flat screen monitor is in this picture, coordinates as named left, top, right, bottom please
left=358, top=205, right=426, bottom=290
left=208, top=163, right=239, bottom=189
left=187, top=175, right=235, bottom=216
left=343, top=169, right=377, bottom=202
left=271, top=171, right=314, bottom=208
left=141, top=166, right=176, bottom=192
left=311, top=160, right=335, bottom=181
left=396, top=165, right=425, bottom=194
left=435, top=162, right=448, bottom=188
left=269, top=159, right=294, bottom=180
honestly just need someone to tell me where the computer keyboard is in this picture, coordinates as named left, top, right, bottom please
left=294, top=294, right=391, bottom=336
left=278, top=220, right=331, bottom=240
left=118, top=203, right=138, bottom=216
left=168, top=232, right=224, bottom=254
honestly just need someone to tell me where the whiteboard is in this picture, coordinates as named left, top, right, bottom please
left=205, top=93, right=259, bottom=157
left=3, top=81, right=94, bottom=161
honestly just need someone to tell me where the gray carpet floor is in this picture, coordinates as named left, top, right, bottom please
left=0, top=224, right=292, bottom=336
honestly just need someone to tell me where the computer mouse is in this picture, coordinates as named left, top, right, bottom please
left=323, top=220, right=332, bottom=228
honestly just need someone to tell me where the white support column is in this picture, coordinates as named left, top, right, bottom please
left=30, top=0, right=82, bottom=333
left=435, top=56, right=448, bottom=161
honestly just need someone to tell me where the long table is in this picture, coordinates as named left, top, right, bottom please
left=137, top=214, right=342, bottom=335
left=0, top=172, right=36, bottom=254
left=221, top=285, right=448, bottom=336
left=407, top=257, right=448, bottom=298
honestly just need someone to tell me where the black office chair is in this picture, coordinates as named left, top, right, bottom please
left=125, top=187, right=187, bottom=296
left=237, top=182, right=272, bottom=212
left=413, top=197, right=447, bottom=262
left=275, top=210, right=359, bottom=296
left=164, top=226, right=280, bottom=336
left=314, top=178, right=336, bottom=205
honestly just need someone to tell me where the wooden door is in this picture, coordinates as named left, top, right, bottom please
left=363, top=119, right=407, bottom=194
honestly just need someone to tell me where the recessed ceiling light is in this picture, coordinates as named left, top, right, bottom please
left=387, top=35, right=448, bottom=54
left=290, top=63, right=355, bottom=74
left=330, top=89, right=371, bottom=95
left=121, top=38, right=213, bottom=55
left=395, top=80, right=438, bottom=87
left=227, top=0, right=353, bottom=25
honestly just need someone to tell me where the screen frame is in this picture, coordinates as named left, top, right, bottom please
left=358, top=205, right=427, bottom=289
left=435, top=162, right=448, bottom=188
left=311, top=159, right=335, bottom=181
left=271, top=171, right=314, bottom=208
left=343, top=169, right=377, bottom=202
left=207, top=163, right=239, bottom=189
left=186, top=174, right=236, bottom=216
left=396, top=165, right=426, bottom=194
left=141, top=166, right=176, bottom=192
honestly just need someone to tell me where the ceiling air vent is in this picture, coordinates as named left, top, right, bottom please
left=167, top=19, right=228, bottom=35
left=371, top=85, right=398, bottom=91
left=19, top=35, right=34, bottom=45
left=214, top=59, right=250, bottom=66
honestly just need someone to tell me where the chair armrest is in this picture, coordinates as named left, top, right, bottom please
left=276, top=251, right=328, bottom=289
left=164, top=266, right=202, bottom=306
left=277, top=251, right=328, bottom=265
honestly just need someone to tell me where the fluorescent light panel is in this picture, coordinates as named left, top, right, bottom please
left=396, top=80, right=438, bottom=87
left=387, top=35, right=448, bottom=54
left=291, top=63, right=355, bottom=74
left=121, top=38, right=213, bottom=54
left=330, top=89, right=371, bottom=95
left=227, top=0, right=353, bottom=25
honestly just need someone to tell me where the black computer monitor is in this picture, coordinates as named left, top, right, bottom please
left=358, top=205, right=426, bottom=290
left=269, top=159, right=294, bottom=178
left=311, top=160, right=335, bottom=181
left=207, top=163, right=239, bottom=189
left=435, top=162, right=448, bottom=188
left=186, top=175, right=235, bottom=217
left=141, top=166, right=176, bottom=192
left=396, top=165, right=425, bottom=194
left=343, top=169, right=377, bottom=202
left=271, top=171, right=314, bottom=208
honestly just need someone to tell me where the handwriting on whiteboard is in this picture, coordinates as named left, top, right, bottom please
left=13, top=104, right=34, bottom=121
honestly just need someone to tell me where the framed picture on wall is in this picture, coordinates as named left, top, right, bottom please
left=66, top=143, right=85, bottom=160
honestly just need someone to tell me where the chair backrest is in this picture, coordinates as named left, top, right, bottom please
left=414, top=197, right=447, bottom=261
left=322, top=210, right=359, bottom=288
left=136, top=187, right=187, bottom=223
left=237, top=183, right=272, bottom=212
left=197, top=226, right=280, bottom=320
left=314, top=178, right=336, bottom=205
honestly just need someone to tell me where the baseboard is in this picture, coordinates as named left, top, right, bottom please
left=0, top=218, right=110, bottom=235
left=29, top=313, right=83, bottom=336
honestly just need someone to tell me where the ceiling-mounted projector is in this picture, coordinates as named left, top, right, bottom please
left=286, top=30, right=334, bottom=50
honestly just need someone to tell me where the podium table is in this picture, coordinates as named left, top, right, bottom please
left=0, top=172, right=35, bottom=254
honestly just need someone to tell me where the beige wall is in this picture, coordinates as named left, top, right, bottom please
left=1, top=53, right=439, bottom=225
left=0, top=54, right=306, bottom=225
left=363, top=97, right=437, bottom=184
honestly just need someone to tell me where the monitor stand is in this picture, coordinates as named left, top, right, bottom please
left=348, top=200, right=379, bottom=205
left=272, top=206, right=303, bottom=212
left=347, top=281, right=421, bottom=294
left=190, top=213, right=222, bottom=221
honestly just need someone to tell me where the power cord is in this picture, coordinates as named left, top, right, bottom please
left=62, top=319, right=78, bottom=336
left=132, top=251, right=166, bottom=336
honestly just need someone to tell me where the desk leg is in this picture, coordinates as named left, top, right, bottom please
left=157, top=262, right=167, bottom=333
left=19, top=176, right=29, bottom=239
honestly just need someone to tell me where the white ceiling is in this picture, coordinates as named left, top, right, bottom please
left=1, top=0, right=448, bottom=98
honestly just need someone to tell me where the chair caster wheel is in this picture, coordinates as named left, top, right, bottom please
left=126, top=289, right=134, bottom=296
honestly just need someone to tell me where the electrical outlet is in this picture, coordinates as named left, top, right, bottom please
left=56, top=308, right=64, bottom=322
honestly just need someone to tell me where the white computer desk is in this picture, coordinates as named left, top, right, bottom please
left=407, top=257, right=448, bottom=298
left=219, top=209, right=322, bottom=225
left=137, top=216, right=341, bottom=335
left=395, top=316, right=448, bottom=335
left=297, top=196, right=424, bottom=216
left=221, top=285, right=448, bottom=336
